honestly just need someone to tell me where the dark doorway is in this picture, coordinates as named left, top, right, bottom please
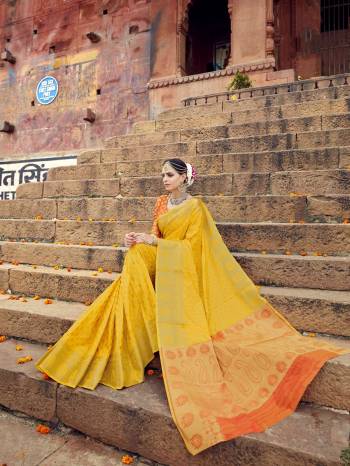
left=185, top=0, right=231, bottom=76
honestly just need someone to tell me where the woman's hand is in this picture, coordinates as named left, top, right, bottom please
left=124, top=232, right=137, bottom=248
left=134, top=233, right=157, bottom=245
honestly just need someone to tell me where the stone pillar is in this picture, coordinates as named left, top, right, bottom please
left=266, top=0, right=275, bottom=59
left=231, top=0, right=273, bottom=66
left=227, top=0, right=234, bottom=66
left=149, top=0, right=178, bottom=79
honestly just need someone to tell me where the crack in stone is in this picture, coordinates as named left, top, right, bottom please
left=35, top=438, right=70, bottom=466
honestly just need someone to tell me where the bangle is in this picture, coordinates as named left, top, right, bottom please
left=150, top=234, right=158, bottom=246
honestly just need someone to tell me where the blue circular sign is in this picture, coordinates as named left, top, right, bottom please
left=36, top=76, right=59, bottom=105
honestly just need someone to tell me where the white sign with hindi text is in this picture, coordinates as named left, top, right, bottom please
left=0, top=154, right=77, bottom=200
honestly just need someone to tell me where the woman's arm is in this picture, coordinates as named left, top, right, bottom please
left=124, top=197, right=163, bottom=247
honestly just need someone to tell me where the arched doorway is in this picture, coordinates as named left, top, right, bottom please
left=184, top=0, right=231, bottom=76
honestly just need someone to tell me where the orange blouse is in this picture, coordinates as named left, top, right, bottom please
left=151, top=195, right=168, bottom=238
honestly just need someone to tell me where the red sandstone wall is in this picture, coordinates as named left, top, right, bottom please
left=0, top=0, right=152, bottom=158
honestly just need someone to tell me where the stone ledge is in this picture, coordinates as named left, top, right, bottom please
left=0, top=338, right=348, bottom=466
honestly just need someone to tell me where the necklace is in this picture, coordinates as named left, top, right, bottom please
left=168, top=193, right=189, bottom=206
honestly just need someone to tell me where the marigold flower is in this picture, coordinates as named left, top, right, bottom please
left=299, top=251, right=308, bottom=256
left=0, top=336, right=7, bottom=343
left=44, top=299, right=53, bottom=305
left=53, top=265, right=60, bottom=270
left=32, top=265, right=37, bottom=269
left=80, top=242, right=87, bottom=246
left=343, top=218, right=349, bottom=224
left=230, top=95, right=238, bottom=101
left=112, top=243, right=119, bottom=248
left=128, top=217, right=136, bottom=224
left=307, top=332, right=316, bottom=337
left=285, top=250, right=292, bottom=255
left=92, top=272, right=98, bottom=276
left=97, top=267, right=104, bottom=273
left=17, top=355, right=33, bottom=364
left=35, top=215, right=43, bottom=220
left=33, top=295, right=41, bottom=300
left=36, top=424, right=51, bottom=434
left=88, top=218, right=94, bottom=222
left=15, top=345, right=23, bottom=351
left=121, top=455, right=134, bottom=465
left=87, top=241, right=94, bottom=246
left=76, top=217, right=82, bottom=222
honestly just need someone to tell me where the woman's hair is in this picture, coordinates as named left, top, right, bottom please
left=163, top=158, right=196, bottom=187
left=163, top=158, right=187, bottom=175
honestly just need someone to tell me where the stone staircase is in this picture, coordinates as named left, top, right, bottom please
left=0, top=82, right=349, bottom=466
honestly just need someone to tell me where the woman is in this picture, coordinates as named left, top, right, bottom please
left=36, top=158, right=348, bottom=455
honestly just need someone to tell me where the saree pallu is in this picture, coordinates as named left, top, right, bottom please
left=36, top=198, right=348, bottom=455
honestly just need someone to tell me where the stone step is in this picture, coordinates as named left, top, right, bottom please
left=17, top=169, right=350, bottom=200
left=261, top=286, right=350, bottom=338
left=109, top=113, right=350, bottom=150
left=0, top=220, right=348, bottom=253
left=196, top=129, right=350, bottom=156
left=82, top=129, right=350, bottom=164
left=56, top=195, right=310, bottom=223
left=0, top=280, right=340, bottom=338
left=0, top=260, right=349, bottom=337
left=0, top=338, right=348, bottom=466
left=48, top=148, right=343, bottom=182
left=218, top=222, right=350, bottom=255
left=0, top=262, right=118, bottom=304
left=105, top=113, right=350, bottom=150
left=149, top=97, right=350, bottom=132
left=0, top=243, right=349, bottom=292
left=158, top=84, right=350, bottom=121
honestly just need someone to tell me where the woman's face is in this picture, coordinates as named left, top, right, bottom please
left=161, top=163, right=186, bottom=192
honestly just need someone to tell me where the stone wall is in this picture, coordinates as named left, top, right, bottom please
left=0, top=0, right=151, bottom=158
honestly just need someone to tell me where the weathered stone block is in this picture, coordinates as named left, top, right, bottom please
left=43, top=179, right=120, bottom=198
left=16, top=182, right=44, bottom=199
left=55, top=220, right=152, bottom=246
left=0, top=219, right=55, bottom=241
left=217, top=223, right=350, bottom=254
left=271, top=169, right=350, bottom=195
left=0, top=199, right=56, bottom=219
left=77, top=150, right=101, bottom=165
left=263, top=286, right=350, bottom=338
left=0, top=339, right=57, bottom=420
left=9, top=265, right=114, bottom=303
left=205, top=196, right=306, bottom=223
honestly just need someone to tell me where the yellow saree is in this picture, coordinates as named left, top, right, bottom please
left=36, top=198, right=347, bottom=455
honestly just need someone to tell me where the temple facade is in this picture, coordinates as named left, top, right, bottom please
left=0, top=0, right=349, bottom=157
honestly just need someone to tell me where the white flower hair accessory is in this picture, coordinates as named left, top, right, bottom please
left=186, top=163, right=197, bottom=187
